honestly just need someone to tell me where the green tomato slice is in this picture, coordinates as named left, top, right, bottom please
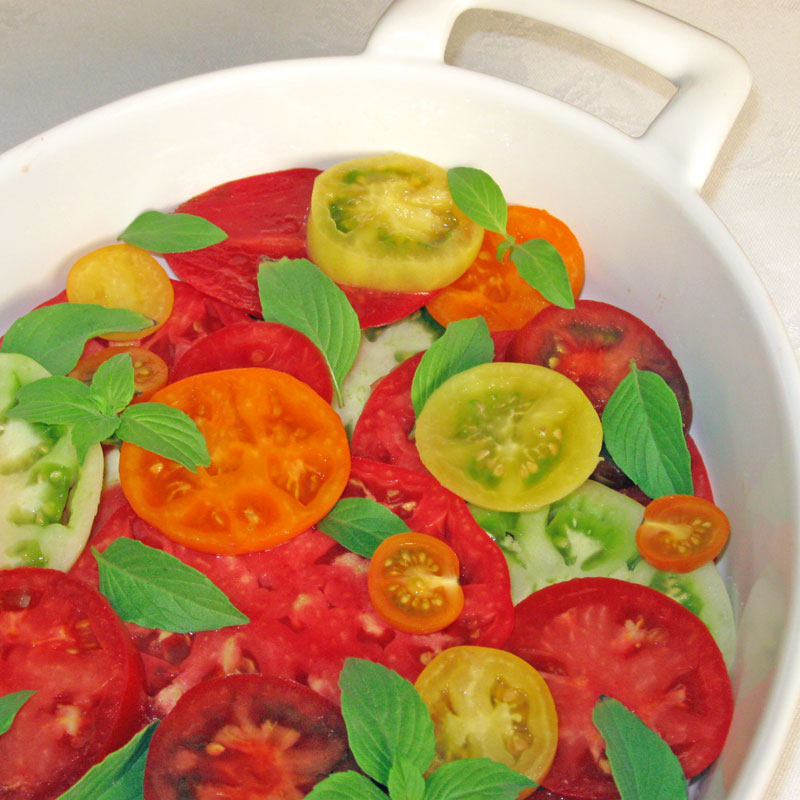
left=306, top=153, right=483, bottom=292
left=0, top=353, right=103, bottom=570
left=415, top=362, right=602, bottom=511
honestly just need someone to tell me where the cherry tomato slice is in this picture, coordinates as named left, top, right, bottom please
left=507, top=577, right=733, bottom=799
left=69, top=345, right=168, bottom=401
left=118, top=368, right=350, bottom=554
left=427, top=205, right=585, bottom=331
left=143, top=673, right=354, bottom=800
left=0, top=567, right=145, bottom=800
left=415, top=646, right=558, bottom=792
left=66, top=243, right=174, bottom=341
left=368, top=531, right=464, bottom=634
left=636, top=494, right=730, bottom=573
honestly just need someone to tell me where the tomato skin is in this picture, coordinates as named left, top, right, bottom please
left=636, top=494, right=730, bottom=573
left=340, top=282, right=440, bottom=329
left=69, top=345, right=168, bottom=401
left=427, top=205, right=585, bottom=332
left=507, top=577, right=733, bottom=799
left=0, top=567, right=145, bottom=800
left=368, top=532, right=464, bottom=634
left=143, top=673, right=355, bottom=800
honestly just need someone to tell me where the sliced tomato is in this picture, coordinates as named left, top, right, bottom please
left=69, top=345, right=168, bottom=401
left=164, top=168, right=320, bottom=315
left=340, top=282, right=440, bottom=329
left=506, top=577, right=733, bottom=799
left=415, top=646, right=557, bottom=792
left=143, top=673, right=354, bottom=800
left=169, top=320, right=333, bottom=402
left=368, top=532, right=464, bottom=634
left=636, top=494, right=730, bottom=573
left=0, top=567, right=145, bottom=800
left=427, top=205, right=585, bottom=332
left=118, top=368, right=350, bottom=554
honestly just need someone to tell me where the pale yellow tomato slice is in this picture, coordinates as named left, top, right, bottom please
left=414, top=645, right=558, bottom=792
left=306, top=153, right=483, bottom=292
left=66, top=243, right=174, bottom=341
left=415, top=362, right=602, bottom=511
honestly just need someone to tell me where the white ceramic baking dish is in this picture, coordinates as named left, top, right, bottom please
left=1, top=0, right=799, bottom=797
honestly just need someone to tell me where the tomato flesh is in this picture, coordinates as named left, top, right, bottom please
left=69, top=345, right=168, bottom=400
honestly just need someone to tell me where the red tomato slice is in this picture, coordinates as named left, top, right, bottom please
left=143, top=673, right=354, bottom=800
left=340, top=282, right=440, bottom=328
left=169, top=320, right=333, bottom=402
left=0, top=568, right=145, bottom=800
left=164, top=169, right=321, bottom=315
left=506, top=577, right=733, bottom=799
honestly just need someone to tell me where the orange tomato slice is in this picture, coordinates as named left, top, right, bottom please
left=69, top=346, right=168, bottom=401
left=426, top=205, right=584, bottom=332
left=118, top=368, right=350, bottom=554
left=367, top=532, right=464, bottom=634
left=636, top=494, right=730, bottom=573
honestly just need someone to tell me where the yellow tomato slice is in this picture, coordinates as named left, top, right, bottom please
left=414, top=645, right=558, bottom=792
left=415, top=362, right=602, bottom=512
left=306, top=154, right=483, bottom=292
left=66, top=243, right=174, bottom=341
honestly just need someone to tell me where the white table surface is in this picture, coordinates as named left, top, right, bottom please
left=2, top=0, right=799, bottom=796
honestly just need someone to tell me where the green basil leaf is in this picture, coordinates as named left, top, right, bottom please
left=119, top=210, right=227, bottom=253
left=257, top=258, right=360, bottom=405
left=71, top=415, right=121, bottom=464
left=89, top=353, right=135, bottom=416
left=6, top=377, right=95, bottom=424
left=0, top=304, right=152, bottom=375
left=317, top=497, right=409, bottom=558
left=93, top=539, right=249, bottom=632
left=592, top=697, right=688, bottom=800
left=602, top=364, right=692, bottom=498
left=447, top=167, right=508, bottom=235
left=339, top=658, right=435, bottom=785
left=411, top=316, right=494, bottom=417
left=387, top=755, right=426, bottom=800
left=117, top=402, right=210, bottom=472
left=424, top=758, right=537, bottom=800
left=0, top=690, right=36, bottom=736
left=56, top=721, right=157, bottom=800
left=305, top=771, right=389, bottom=800
left=509, top=239, right=575, bottom=309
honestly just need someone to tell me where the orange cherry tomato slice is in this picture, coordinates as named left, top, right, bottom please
left=66, top=243, right=174, bottom=341
left=636, top=494, right=730, bottom=573
left=69, top=346, right=169, bottom=401
left=368, top=532, right=465, bottom=634
left=426, top=205, right=585, bottom=332
left=118, top=367, right=350, bottom=555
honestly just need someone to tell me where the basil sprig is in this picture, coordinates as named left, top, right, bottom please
left=317, top=497, right=410, bottom=558
left=119, top=210, right=227, bottom=253
left=0, top=690, right=36, bottom=736
left=6, top=352, right=210, bottom=470
left=602, top=362, right=692, bottom=498
left=447, top=167, right=575, bottom=309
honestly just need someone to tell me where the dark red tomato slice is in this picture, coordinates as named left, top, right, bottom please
left=340, top=282, right=440, bottom=329
left=508, top=299, right=692, bottom=429
left=0, top=568, right=145, bottom=800
left=164, top=169, right=320, bottom=316
left=169, top=320, right=333, bottom=401
left=506, top=577, right=733, bottom=799
left=143, top=673, right=354, bottom=800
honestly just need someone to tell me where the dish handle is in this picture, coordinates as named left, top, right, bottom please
left=365, top=0, right=751, bottom=191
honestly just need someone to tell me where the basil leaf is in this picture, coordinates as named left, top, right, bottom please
left=592, top=697, right=688, bottom=800
left=306, top=771, right=389, bottom=799
left=89, top=353, right=135, bottom=416
left=6, top=377, right=95, bottom=423
left=258, top=258, right=360, bottom=404
left=447, top=167, right=508, bottom=235
left=387, top=755, right=426, bottom=800
left=602, top=364, right=692, bottom=498
left=0, top=690, right=36, bottom=736
left=425, top=759, right=537, bottom=800
left=117, top=402, right=210, bottom=472
left=94, top=539, right=249, bottom=632
left=317, top=497, right=409, bottom=558
left=71, top=415, right=121, bottom=463
left=411, top=316, right=494, bottom=417
left=119, top=210, right=227, bottom=253
left=0, top=304, right=152, bottom=375
left=339, top=658, right=435, bottom=785
left=57, top=721, right=157, bottom=800
left=509, top=239, right=575, bottom=309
